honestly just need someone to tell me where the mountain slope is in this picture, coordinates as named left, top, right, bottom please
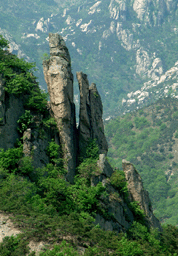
left=105, top=97, right=178, bottom=225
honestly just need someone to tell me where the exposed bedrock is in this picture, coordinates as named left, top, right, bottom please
left=77, top=71, right=108, bottom=157
left=43, top=33, right=77, bottom=183
left=0, top=76, right=25, bottom=149
left=122, top=159, right=162, bottom=231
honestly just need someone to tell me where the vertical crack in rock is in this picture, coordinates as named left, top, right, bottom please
left=43, top=33, right=77, bottom=183
left=77, top=71, right=108, bottom=157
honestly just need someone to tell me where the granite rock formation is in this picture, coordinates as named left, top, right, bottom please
left=0, top=76, right=25, bottom=150
left=0, top=32, right=161, bottom=233
left=122, top=159, right=162, bottom=231
left=22, top=122, right=59, bottom=169
left=0, top=74, right=59, bottom=169
left=77, top=71, right=108, bottom=156
left=42, top=33, right=161, bottom=231
left=43, top=33, right=77, bottom=183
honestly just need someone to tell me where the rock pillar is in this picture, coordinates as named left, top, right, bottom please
left=43, top=33, right=76, bottom=183
left=77, top=71, right=108, bottom=157
left=122, top=159, right=162, bottom=230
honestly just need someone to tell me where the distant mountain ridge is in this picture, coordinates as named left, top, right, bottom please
left=1, top=0, right=178, bottom=118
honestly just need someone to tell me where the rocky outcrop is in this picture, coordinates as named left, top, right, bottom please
left=23, top=124, right=59, bottom=169
left=122, top=159, right=162, bottom=230
left=0, top=76, right=25, bottom=150
left=90, top=155, right=134, bottom=232
left=77, top=71, right=108, bottom=156
left=42, top=34, right=160, bottom=231
left=132, top=0, right=168, bottom=26
left=43, top=33, right=77, bottom=183
left=109, top=0, right=127, bottom=21
left=0, top=32, right=161, bottom=234
left=0, top=75, right=58, bottom=170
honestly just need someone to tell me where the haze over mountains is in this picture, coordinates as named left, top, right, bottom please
left=1, top=0, right=178, bottom=118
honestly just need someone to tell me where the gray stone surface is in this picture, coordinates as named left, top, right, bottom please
left=0, top=76, right=25, bottom=150
left=77, top=71, right=108, bottom=156
left=97, top=154, right=113, bottom=178
left=43, top=33, right=77, bottom=183
left=122, top=159, right=162, bottom=230
left=23, top=125, right=54, bottom=169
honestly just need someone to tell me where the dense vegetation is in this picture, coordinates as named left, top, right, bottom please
left=1, top=35, right=178, bottom=255
left=105, top=97, right=178, bottom=225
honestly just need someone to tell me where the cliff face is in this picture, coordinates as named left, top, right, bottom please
left=0, top=75, right=58, bottom=169
left=0, top=76, right=25, bottom=150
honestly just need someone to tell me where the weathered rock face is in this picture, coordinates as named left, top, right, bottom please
left=133, top=0, right=169, bottom=26
left=43, top=33, right=77, bottom=183
left=77, top=71, right=108, bottom=156
left=122, top=159, right=162, bottom=231
left=23, top=122, right=59, bottom=169
left=0, top=76, right=25, bottom=149
left=92, top=159, right=135, bottom=232
left=0, top=76, right=57, bottom=170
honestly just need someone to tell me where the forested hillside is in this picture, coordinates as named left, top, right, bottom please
left=105, top=97, right=178, bottom=225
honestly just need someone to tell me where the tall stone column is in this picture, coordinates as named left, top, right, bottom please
left=43, top=33, right=76, bottom=183
left=77, top=71, right=108, bottom=157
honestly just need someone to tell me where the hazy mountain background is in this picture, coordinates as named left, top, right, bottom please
left=1, top=0, right=178, bottom=119
left=1, top=0, right=178, bottom=225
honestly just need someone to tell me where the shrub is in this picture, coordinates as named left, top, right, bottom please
left=39, top=241, right=79, bottom=256
left=0, top=235, right=29, bottom=256
left=160, top=123, right=166, bottom=131
left=47, top=139, right=64, bottom=168
left=110, top=170, right=128, bottom=194
left=116, top=235, right=143, bottom=256
left=17, top=110, right=33, bottom=134
left=168, top=153, right=174, bottom=159
left=129, top=202, right=145, bottom=224
left=85, top=139, right=99, bottom=159
left=25, top=88, right=48, bottom=113
left=0, top=35, right=48, bottom=114
left=134, top=116, right=150, bottom=129
left=43, top=117, right=57, bottom=129
left=71, top=177, right=105, bottom=214
left=0, top=146, right=23, bottom=174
